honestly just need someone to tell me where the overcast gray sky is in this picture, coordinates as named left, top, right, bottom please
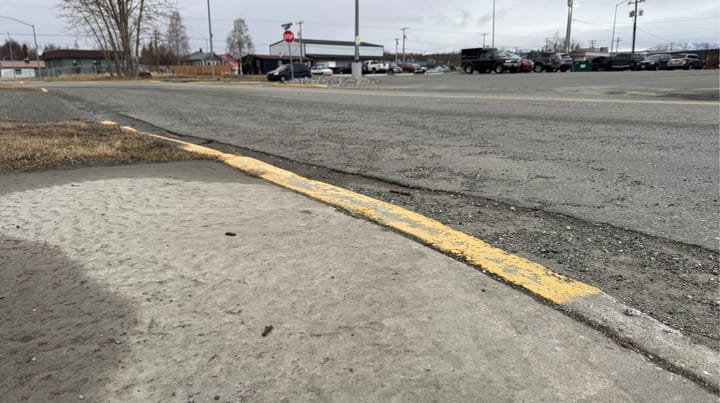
left=1, top=0, right=718, bottom=54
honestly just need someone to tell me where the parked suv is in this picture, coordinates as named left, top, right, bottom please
left=266, top=63, right=311, bottom=81
left=611, top=53, right=646, bottom=70
left=525, top=51, right=561, bottom=72
left=558, top=53, right=573, bottom=72
left=461, top=47, right=515, bottom=74
left=667, top=54, right=705, bottom=70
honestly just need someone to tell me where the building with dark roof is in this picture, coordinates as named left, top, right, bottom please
left=41, top=49, right=120, bottom=76
left=180, top=50, right=223, bottom=66
left=268, top=38, right=384, bottom=64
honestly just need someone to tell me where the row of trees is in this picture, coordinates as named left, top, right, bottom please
left=0, top=39, right=37, bottom=61
left=59, top=0, right=255, bottom=76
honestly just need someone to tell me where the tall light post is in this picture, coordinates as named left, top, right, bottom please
left=206, top=0, right=215, bottom=80
left=610, top=0, right=626, bottom=53
left=0, top=15, right=41, bottom=77
left=491, top=0, right=495, bottom=47
left=352, top=0, right=361, bottom=79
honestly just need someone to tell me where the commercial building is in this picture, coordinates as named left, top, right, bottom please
left=41, top=49, right=119, bottom=76
left=268, top=38, right=383, bottom=66
left=0, top=60, right=44, bottom=79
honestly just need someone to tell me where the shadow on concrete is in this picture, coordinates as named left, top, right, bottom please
left=0, top=235, right=136, bottom=401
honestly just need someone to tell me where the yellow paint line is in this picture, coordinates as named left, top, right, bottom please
left=102, top=121, right=602, bottom=305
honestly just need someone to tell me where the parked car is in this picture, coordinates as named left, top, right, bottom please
left=461, top=47, right=516, bottom=74
left=334, top=64, right=353, bottom=74
left=497, top=51, right=522, bottom=73
left=636, top=54, right=671, bottom=70
left=518, top=57, right=534, bottom=72
left=611, top=53, right=646, bottom=70
left=559, top=53, right=573, bottom=72
left=266, top=63, right=311, bottom=81
left=590, top=56, right=613, bottom=71
left=525, top=51, right=561, bottom=72
left=411, top=63, right=427, bottom=74
left=399, top=63, right=416, bottom=73
left=666, top=53, right=705, bottom=70
left=311, top=65, right=333, bottom=76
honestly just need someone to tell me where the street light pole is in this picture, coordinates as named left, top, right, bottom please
left=610, top=0, right=627, bottom=54
left=0, top=15, right=42, bottom=78
left=206, top=0, right=215, bottom=80
left=491, top=0, right=495, bottom=47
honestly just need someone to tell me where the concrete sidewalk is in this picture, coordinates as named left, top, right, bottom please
left=0, top=160, right=714, bottom=402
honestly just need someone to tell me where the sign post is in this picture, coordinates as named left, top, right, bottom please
left=282, top=24, right=295, bottom=80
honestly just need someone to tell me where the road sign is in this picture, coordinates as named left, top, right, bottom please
left=283, top=30, right=295, bottom=44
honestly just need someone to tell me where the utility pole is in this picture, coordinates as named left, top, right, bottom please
left=629, top=0, right=645, bottom=54
left=401, top=27, right=408, bottom=64
left=296, top=20, right=304, bottom=62
left=154, top=30, right=160, bottom=71
left=352, top=0, right=361, bottom=79
left=394, top=38, right=399, bottom=65
left=206, top=0, right=215, bottom=80
left=589, top=39, right=597, bottom=49
left=0, top=15, right=41, bottom=77
left=565, top=0, right=574, bottom=53
left=543, top=37, right=552, bottom=51
left=6, top=32, right=14, bottom=61
left=481, top=33, right=488, bottom=48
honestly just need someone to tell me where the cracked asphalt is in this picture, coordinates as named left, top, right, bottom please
left=5, top=70, right=719, bottom=351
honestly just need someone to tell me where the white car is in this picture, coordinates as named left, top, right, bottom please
left=311, top=65, right=333, bottom=76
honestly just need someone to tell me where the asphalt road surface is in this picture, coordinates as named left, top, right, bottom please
left=16, top=70, right=720, bottom=351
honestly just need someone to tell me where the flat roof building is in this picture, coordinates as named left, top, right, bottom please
left=269, top=39, right=384, bottom=64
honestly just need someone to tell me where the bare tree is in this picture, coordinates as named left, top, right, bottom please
left=59, top=0, right=171, bottom=76
left=226, top=18, right=254, bottom=75
left=165, top=10, right=189, bottom=64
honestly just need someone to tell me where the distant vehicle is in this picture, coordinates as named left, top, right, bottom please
left=266, top=63, right=311, bottom=81
left=411, top=63, right=427, bottom=74
left=666, top=53, right=705, bottom=70
left=311, top=65, right=333, bottom=76
left=461, top=47, right=515, bottom=74
left=611, top=53, right=646, bottom=70
left=497, top=51, right=522, bottom=73
left=363, top=60, right=390, bottom=73
left=559, top=53, right=573, bottom=72
left=525, top=51, right=562, bottom=72
left=637, top=54, right=671, bottom=70
left=590, top=56, right=613, bottom=71
left=334, top=64, right=352, bottom=74
left=399, top=63, right=416, bottom=73
left=518, top=57, right=534, bottom=72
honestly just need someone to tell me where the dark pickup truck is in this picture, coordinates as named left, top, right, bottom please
left=461, top=47, right=517, bottom=74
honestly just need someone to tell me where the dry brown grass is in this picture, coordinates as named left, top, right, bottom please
left=0, top=121, right=212, bottom=172
left=0, top=84, right=40, bottom=91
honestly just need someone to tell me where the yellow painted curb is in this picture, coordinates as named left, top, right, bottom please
left=111, top=122, right=601, bottom=305
left=271, top=83, right=329, bottom=88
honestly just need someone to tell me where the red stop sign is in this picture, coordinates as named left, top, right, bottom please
left=283, top=30, right=295, bottom=43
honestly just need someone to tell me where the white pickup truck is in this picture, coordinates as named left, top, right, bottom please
left=363, top=60, right=389, bottom=73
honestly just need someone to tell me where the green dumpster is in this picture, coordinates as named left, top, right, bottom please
left=573, top=60, right=592, bottom=72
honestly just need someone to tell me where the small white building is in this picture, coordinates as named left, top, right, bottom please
left=269, top=39, right=384, bottom=64
left=0, top=60, right=45, bottom=79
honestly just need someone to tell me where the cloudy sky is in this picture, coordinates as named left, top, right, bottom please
left=1, top=0, right=718, bottom=54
